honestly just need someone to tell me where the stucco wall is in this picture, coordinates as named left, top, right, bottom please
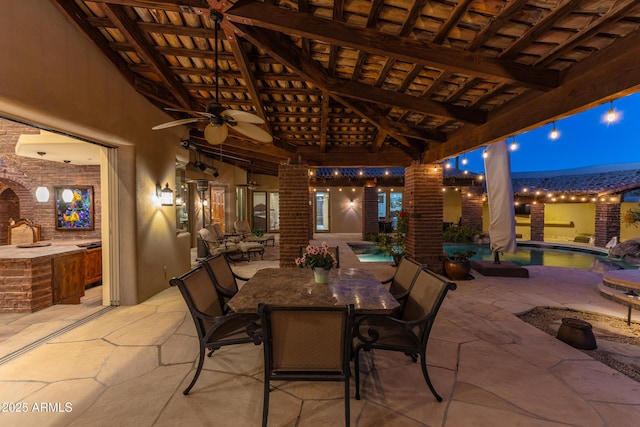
left=0, top=1, right=190, bottom=304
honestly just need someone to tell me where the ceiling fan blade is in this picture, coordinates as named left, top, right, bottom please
left=204, top=123, right=228, bottom=145
left=152, top=118, right=203, bottom=130
left=223, top=109, right=265, bottom=124
left=230, top=122, right=273, bottom=143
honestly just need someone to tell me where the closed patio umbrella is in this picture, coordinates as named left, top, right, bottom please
left=484, top=140, right=517, bottom=262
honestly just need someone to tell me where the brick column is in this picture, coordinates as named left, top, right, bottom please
left=530, top=202, right=545, bottom=241
left=460, top=185, right=483, bottom=231
left=278, top=164, right=311, bottom=268
left=595, top=201, right=620, bottom=247
left=404, top=164, right=444, bottom=273
left=362, top=186, right=378, bottom=238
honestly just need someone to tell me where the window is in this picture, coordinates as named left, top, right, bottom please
left=389, top=192, right=403, bottom=227
left=315, top=191, right=330, bottom=232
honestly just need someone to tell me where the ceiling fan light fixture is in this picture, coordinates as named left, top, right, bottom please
left=204, top=123, right=228, bottom=145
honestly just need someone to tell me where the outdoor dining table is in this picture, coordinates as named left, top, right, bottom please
left=227, top=267, right=399, bottom=314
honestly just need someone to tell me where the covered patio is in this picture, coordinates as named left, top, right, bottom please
left=1, top=234, right=639, bottom=426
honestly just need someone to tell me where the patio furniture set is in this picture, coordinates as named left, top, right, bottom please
left=197, top=221, right=275, bottom=262
left=170, top=254, right=457, bottom=426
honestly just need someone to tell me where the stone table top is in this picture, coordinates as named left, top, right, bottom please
left=228, top=267, right=399, bottom=314
left=0, top=241, right=90, bottom=260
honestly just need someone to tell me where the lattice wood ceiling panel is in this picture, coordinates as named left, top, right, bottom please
left=51, top=0, right=640, bottom=175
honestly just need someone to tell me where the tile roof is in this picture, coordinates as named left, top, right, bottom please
left=511, top=163, right=640, bottom=195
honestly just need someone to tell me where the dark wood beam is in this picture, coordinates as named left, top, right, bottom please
left=225, top=31, right=272, bottom=135
left=432, top=0, right=473, bottom=45
left=424, top=28, right=640, bottom=162
left=296, top=146, right=416, bottom=167
left=233, top=24, right=420, bottom=148
left=225, top=2, right=560, bottom=91
left=99, top=3, right=194, bottom=109
left=467, top=0, right=529, bottom=51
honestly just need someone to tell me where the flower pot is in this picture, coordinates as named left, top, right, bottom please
left=443, top=258, right=471, bottom=280
left=313, top=268, right=331, bottom=284
left=392, top=253, right=404, bottom=267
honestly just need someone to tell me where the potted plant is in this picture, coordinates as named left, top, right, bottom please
left=295, top=242, right=338, bottom=283
left=443, top=250, right=476, bottom=280
left=378, top=211, right=407, bottom=266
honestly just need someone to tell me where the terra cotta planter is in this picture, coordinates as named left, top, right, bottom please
left=443, top=258, right=471, bottom=280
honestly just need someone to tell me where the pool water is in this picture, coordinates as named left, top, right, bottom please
left=349, top=243, right=637, bottom=269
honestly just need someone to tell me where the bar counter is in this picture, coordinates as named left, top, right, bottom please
left=0, top=240, right=101, bottom=313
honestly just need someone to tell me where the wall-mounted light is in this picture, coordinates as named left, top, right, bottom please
left=157, top=183, right=174, bottom=206
left=35, top=151, right=49, bottom=202
left=349, top=200, right=355, bottom=207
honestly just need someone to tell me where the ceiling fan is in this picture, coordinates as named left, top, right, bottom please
left=152, top=11, right=272, bottom=145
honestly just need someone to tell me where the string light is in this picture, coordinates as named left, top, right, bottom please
left=461, top=156, right=468, bottom=166
left=482, top=150, right=488, bottom=159
left=603, top=101, right=620, bottom=124
left=509, top=137, right=518, bottom=151
left=549, top=122, right=560, bottom=140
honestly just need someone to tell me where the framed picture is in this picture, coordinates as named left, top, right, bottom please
left=55, top=186, right=95, bottom=230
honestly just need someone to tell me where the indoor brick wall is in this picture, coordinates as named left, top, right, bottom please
left=595, top=201, right=620, bottom=247
left=362, top=186, right=379, bottom=238
left=461, top=185, right=484, bottom=231
left=278, top=163, right=311, bottom=268
left=530, top=202, right=545, bottom=241
left=0, top=118, right=101, bottom=244
left=404, top=164, right=444, bottom=273
left=0, top=257, right=52, bottom=313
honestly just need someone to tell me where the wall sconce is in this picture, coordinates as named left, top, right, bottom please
left=349, top=200, right=355, bottom=207
left=157, top=183, right=174, bottom=206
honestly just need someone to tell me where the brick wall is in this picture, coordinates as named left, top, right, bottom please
left=278, top=163, right=310, bottom=268
left=530, top=202, right=545, bottom=241
left=362, top=186, right=379, bottom=238
left=404, top=164, right=444, bottom=273
left=0, top=257, right=52, bottom=313
left=461, top=185, right=484, bottom=231
left=0, top=118, right=101, bottom=244
left=595, top=201, right=620, bottom=247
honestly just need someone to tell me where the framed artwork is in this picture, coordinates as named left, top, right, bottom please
left=55, top=186, right=95, bottom=230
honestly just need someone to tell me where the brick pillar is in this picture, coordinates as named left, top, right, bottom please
left=278, top=164, right=311, bottom=268
left=362, top=186, right=378, bottom=238
left=404, top=164, right=444, bottom=273
left=595, top=201, right=620, bottom=247
left=460, top=185, right=483, bottom=231
left=530, top=202, right=545, bottom=241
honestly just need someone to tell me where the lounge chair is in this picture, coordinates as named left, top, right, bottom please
left=233, top=220, right=275, bottom=246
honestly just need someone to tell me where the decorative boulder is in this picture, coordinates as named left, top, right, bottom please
left=608, top=238, right=640, bottom=259
left=588, top=259, right=623, bottom=274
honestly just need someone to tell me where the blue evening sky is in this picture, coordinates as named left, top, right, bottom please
left=453, top=91, right=640, bottom=174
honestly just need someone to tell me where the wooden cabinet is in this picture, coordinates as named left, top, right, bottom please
left=52, top=252, right=85, bottom=304
left=84, top=247, right=102, bottom=286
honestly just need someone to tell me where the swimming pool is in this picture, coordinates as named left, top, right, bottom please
left=349, top=243, right=637, bottom=269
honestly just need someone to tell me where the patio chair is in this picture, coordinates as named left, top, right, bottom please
left=299, top=245, right=340, bottom=268
left=353, top=267, right=456, bottom=402
left=258, top=303, right=353, bottom=427
left=207, top=223, right=241, bottom=244
left=169, top=264, right=261, bottom=395
left=200, top=253, right=250, bottom=313
left=381, top=255, right=422, bottom=317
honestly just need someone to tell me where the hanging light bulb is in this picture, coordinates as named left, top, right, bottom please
left=510, top=138, right=518, bottom=151
left=548, top=122, right=560, bottom=140
left=35, top=151, right=49, bottom=202
left=482, top=150, right=488, bottom=159
left=461, top=156, right=468, bottom=166
left=604, top=101, right=620, bottom=124
left=62, top=160, right=74, bottom=203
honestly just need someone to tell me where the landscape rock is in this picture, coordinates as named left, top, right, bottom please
left=588, top=258, right=623, bottom=274
left=608, top=238, right=640, bottom=258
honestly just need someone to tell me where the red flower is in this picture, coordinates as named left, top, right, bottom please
left=399, top=211, right=407, bottom=218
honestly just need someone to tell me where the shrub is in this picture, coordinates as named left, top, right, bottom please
left=443, top=225, right=481, bottom=243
